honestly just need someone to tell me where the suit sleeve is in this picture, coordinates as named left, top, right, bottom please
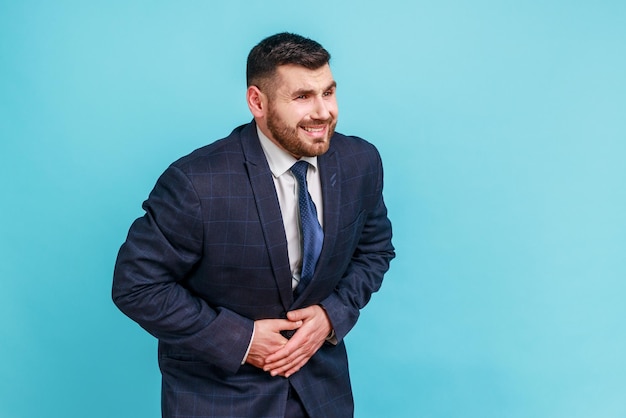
left=320, top=148, right=395, bottom=342
left=112, top=165, right=253, bottom=374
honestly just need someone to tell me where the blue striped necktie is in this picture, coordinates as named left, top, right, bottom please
left=290, top=160, right=324, bottom=293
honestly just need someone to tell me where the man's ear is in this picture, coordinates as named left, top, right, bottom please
left=247, top=85, right=266, bottom=118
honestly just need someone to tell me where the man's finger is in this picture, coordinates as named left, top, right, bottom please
left=272, top=319, right=302, bottom=331
left=286, top=306, right=314, bottom=322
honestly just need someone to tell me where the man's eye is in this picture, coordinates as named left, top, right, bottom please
left=296, top=95, right=308, bottom=100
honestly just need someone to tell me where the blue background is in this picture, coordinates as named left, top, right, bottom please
left=1, top=1, right=625, bottom=417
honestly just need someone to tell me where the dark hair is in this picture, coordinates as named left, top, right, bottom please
left=246, top=32, right=331, bottom=90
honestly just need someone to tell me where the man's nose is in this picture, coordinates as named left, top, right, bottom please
left=311, top=96, right=332, bottom=120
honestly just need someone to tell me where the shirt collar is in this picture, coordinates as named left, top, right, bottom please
left=256, top=125, right=318, bottom=178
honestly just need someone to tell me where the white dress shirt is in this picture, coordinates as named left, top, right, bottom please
left=256, top=126, right=324, bottom=290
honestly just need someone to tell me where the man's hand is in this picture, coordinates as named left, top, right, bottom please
left=263, top=305, right=332, bottom=378
left=245, top=318, right=302, bottom=369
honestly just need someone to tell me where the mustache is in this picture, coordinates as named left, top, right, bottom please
left=300, top=118, right=336, bottom=127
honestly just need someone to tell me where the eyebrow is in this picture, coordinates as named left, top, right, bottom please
left=292, top=81, right=337, bottom=97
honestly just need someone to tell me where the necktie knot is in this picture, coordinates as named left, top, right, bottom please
left=290, top=160, right=309, bottom=182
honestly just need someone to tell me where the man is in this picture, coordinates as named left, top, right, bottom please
left=113, top=32, right=394, bottom=418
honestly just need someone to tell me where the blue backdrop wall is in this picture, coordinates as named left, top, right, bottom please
left=1, top=1, right=625, bottom=417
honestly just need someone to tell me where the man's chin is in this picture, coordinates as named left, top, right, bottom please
left=301, top=142, right=331, bottom=157
left=299, top=133, right=332, bottom=153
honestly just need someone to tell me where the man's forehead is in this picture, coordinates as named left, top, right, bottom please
left=274, top=64, right=335, bottom=90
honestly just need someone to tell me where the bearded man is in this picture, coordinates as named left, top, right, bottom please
left=113, top=32, right=394, bottom=418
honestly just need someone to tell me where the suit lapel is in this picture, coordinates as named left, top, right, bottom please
left=319, top=146, right=341, bottom=261
left=240, top=123, right=294, bottom=310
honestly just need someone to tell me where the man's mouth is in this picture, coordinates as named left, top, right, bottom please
left=302, top=126, right=326, bottom=133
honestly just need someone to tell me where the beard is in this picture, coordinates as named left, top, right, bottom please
left=266, top=105, right=336, bottom=159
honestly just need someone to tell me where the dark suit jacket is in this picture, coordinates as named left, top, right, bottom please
left=113, top=121, right=394, bottom=417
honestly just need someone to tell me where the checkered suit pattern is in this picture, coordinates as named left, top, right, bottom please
left=113, top=121, right=395, bottom=417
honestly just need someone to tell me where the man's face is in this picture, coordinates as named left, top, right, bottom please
left=263, top=64, right=338, bottom=159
